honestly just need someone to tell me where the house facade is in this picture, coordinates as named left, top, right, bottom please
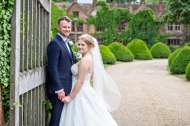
left=55, top=0, right=184, bottom=45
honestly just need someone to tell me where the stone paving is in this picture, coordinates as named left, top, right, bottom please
left=107, top=59, right=190, bottom=126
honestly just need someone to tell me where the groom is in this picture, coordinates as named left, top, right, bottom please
left=46, top=16, right=74, bottom=126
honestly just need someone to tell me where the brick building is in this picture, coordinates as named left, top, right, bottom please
left=55, top=0, right=185, bottom=45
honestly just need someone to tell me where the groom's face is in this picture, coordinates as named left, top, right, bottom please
left=57, top=20, right=71, bottom=37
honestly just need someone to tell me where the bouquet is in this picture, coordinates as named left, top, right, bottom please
left=69, top=40, right=82, bottom=63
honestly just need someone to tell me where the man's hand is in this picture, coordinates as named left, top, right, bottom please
left=57, top=91, right=65, bottom=101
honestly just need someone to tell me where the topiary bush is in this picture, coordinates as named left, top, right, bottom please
left=100, top=45, right=116, bottom=64
left=168, top=48, right=182, bottom=68
left=108, top=42, right=134, bottom=62
left=150, top=42, right=170, bottom=58
left=185, top=62, right=190, bottom=81
left=170, top=46, right=190, bottom=74
left=184, top=42, right=190, bottom=47
left=127, top=39, right=152, bottom=60
left=169, top=45, right=179, bottom=53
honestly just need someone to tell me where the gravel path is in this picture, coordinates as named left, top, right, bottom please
left=107, top=59, right=190, bottom=126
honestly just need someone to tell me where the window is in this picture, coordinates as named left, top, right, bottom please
left=167, top=39, right=180, bottom=45
left=77, top=24, right=83, bottom=32
left=72, top=22, right=75, bottom=32
left=96, top=26, right=104, bottom=32
left=69, top=34, right=75, bottom=42
left=175, top=24, right=181, bottom=31
left=118, top=22, right=126, bottom=31
left=97, top=37, right=103, bottom=44
left=167, top=24, right=173, bottom=31
left=73, top=11, right=79, bottom=18
left=77, top=34, right=82, bottom=40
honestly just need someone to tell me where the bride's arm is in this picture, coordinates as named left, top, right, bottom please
left=63, top=59, right=89, bottom=103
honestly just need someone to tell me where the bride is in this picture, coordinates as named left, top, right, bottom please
left=59, top=34, right=121, bottom=126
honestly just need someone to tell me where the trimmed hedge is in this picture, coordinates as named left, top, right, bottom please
left=100, top=45, right=116, bottom=64
left=127, top=39, right=152, bottom=60
left=150, top=42, right=170, bottom=58
left=170, top=46, right=190, bottom=74
left=108, top=42, right=134, bottom=62
left=168, top=48, right=182, bottom=68
left=184, top=42, right=190, bottom=47
left=185, top=62, right=190, bottom=81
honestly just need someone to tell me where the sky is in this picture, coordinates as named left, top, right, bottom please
left=77, top=0, right=93, bottom=4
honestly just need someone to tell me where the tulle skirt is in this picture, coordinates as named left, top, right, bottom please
left=59, top=81, right=118, bottom=126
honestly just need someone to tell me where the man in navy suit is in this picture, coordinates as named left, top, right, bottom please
left=46, top=16, right=74, bottom=126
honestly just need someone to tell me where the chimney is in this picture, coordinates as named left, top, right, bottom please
left=159, top=0, right=163, bottom=11
left=140, top=0, right=145, bottom=4
left=93, top=0, right=97, bottom=6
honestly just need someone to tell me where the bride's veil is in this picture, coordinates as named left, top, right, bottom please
left=91, top=37, right=121, bottom=112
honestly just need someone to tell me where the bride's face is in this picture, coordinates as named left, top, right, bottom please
left=77, top=40, right=90, bottom=55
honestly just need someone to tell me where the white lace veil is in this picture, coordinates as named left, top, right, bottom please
left=90, top=37, right=121, bottom=112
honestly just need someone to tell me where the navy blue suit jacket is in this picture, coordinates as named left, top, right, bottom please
left=46, top=34, right=74, bottom=95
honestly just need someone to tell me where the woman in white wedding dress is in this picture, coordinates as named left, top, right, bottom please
left=59, top=34, right=121, bottom=126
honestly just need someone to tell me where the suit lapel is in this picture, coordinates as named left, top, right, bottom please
left=56, top=35, right=73, bottom=63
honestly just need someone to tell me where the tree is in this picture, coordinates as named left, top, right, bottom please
left=164, top=0, right=190, bottom=41
left=164, top=0, right=190, bottom=24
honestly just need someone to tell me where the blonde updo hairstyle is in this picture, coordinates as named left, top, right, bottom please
left=78, top=34, right=94, bottom=49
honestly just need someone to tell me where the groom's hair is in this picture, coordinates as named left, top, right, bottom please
left=58, top=16, right=72, bottom=24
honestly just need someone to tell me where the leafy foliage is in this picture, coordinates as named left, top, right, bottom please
left=164, top=0, right=190, bottom=24
left=107, top=0, right=137, bottom=4
left=100, top=45, right=116, bottom=64
left=184, top=42, right=190, bottom=47
left=150, top=42, right=170, bottom=58
left=51, top=2, right=67, bottom=38
left=108, top=42, right=134, bottom=62
left=87, top=1, right=132, bottom=45
left=127, top=39, right=152, bottom=60
left=0, top=0, right=14, bottom=123
left=128, top=9, right=162, bottom=47
left=185, top=62, right=190, bottom=81
left=168, top=48, right=182, bottom=68
left=170, top=46, right=190, bottom=74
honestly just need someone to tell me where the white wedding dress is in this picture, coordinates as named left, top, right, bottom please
left=59, top=63, right=118, bottom=126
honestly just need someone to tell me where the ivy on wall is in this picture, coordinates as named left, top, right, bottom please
left=129, top=9, right=159, bottom=47
left=87, top=1, right=132, bottom=45
left=87, top=1, right=168, bottom=47
left=0, top=0, right=14, bottom=123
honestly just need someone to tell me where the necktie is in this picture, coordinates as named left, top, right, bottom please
left=65, top=40, right=71, bottom=54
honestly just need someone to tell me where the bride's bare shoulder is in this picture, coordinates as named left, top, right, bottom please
left=79, top=55, right=92, bottom=66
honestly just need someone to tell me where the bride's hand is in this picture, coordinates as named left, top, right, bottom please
left=62, top=96, right=72, bottom=103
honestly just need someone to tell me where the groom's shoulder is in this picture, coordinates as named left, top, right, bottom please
left=49, top=35, right=60, bottom=46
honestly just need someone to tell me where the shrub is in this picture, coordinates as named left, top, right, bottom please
left=168, top=48, right=182, bottom=68
left=127, top=39, right=152, bottom=60
left=170, top=46, right=190, bottom=74
left=100, top=45, right=116, bottom=64
left=184, top=42, right=190, bottom=47
left=169, top=45, right=179, bottom=53
left=186, top=62, right=190, bottom=81
left=108, top=42, right=134, bottom=62
left=150, top=42, right=170, bottom=58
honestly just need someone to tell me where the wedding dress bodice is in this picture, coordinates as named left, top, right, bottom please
left=71, top=63, right=92, bottom=88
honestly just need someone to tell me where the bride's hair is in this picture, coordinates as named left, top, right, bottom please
left=78, top=34, right=94, bottom=48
